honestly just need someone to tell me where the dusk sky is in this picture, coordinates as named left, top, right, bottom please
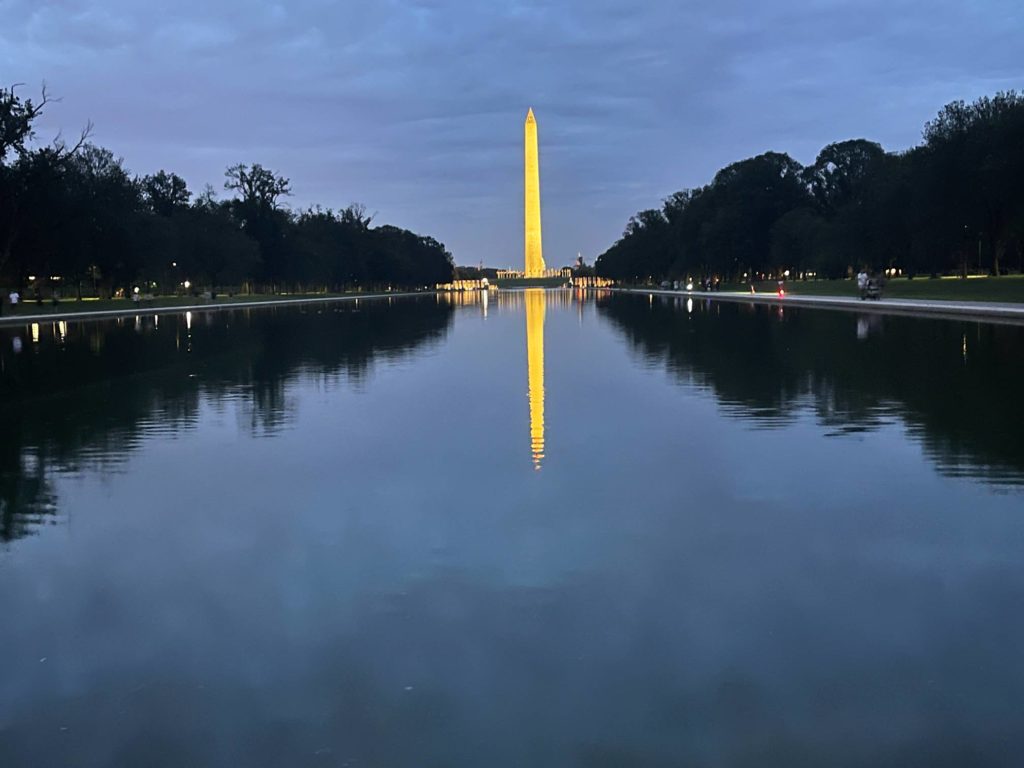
left=3, top=0, right=1021, bottom=268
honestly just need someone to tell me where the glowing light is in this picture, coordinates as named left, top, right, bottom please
left=686, top=281, right=694, bottom=291
left=525, top=289, right=546, bottom=469
left=686, top=297, right=693, bottom=314
left=28, top=275, right=36, bottom=281
left=31, top=323, right=40, bottom=343
left=524, top=108, right=546, bottom=277
left=133, top=286, right=140, bottom=294
left=183, top=280, right=191, bottom=289
left=186, top=311, right=193, bottom=331
left=783, top=269, right=790, bottom=277
left=58, top=320, right=67, bottom=341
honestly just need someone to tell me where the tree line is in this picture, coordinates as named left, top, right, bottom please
left=0, top=85, right=454, bottom=298
left=595, top=91, right=1024, bottom=283
left=1, top=296, right=454, bottom=541
left=598, top=293, right=1024, bottom=484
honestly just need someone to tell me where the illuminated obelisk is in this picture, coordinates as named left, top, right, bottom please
left=525, top=289, right=546, bottom=469
left=524, top=108, right=546, bottom=277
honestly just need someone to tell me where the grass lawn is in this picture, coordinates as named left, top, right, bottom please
left=717, top=275, right=1024, bottom=303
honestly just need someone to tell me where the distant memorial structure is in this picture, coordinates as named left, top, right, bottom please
left=524, top=108, right=546, bottom=278
left=496, top=109, right=571, bottom=281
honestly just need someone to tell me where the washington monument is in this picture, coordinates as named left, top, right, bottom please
left=524, top=108, right=546, bottom=277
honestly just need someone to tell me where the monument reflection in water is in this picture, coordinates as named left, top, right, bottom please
left=525, top=289, right=546, bottom=469
left=3, top=291, right=1024, bottom=767
left=441, top=287, right=555, bottom=470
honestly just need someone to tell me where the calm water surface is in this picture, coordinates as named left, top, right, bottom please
left=1, top=290, right=1023, bottom=767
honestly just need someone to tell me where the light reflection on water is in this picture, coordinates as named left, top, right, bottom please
left=526, top=289, right=546, bottom=469
left=1, top=291, right=1023, bottom=766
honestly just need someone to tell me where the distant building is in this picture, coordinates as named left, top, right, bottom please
left=436, top=279, right=494, bottom=291
left=497, top=267, right=571, bottom=279
left=570, top=275, right=614, bottom=288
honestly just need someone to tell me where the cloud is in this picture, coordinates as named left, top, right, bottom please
left=1, top=0, right=1021, bottom=265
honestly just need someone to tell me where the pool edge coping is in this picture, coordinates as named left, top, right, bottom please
left=613, top=288, right=1024, bottom=326
left=0, top=291, right=434, bottom=327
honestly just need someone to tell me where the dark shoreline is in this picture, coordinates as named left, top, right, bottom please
left=0, top=291, right=431, bottom=328
left=614, top=287, right=1024, bottom=326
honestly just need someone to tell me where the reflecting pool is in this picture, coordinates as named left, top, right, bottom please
left=1, top=290, right=1023, bottom=766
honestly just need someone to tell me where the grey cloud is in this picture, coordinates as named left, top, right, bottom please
left=1, top=0, right=1021, bottom=266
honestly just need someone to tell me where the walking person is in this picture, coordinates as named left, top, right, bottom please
left=856, top=268, right=868, bottom=299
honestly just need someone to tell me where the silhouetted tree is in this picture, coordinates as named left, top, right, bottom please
left=0, top=84, right=90, bottom=282
left=141, top=170, right=190, bottom=216
left=597, top=91, right=1024, bottom=283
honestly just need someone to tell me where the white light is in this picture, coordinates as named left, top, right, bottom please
left=183, top=280, right=191, bottom=289
left=686, top=281, right=694, bottom=291
left=133, top=286, right=140, bottom=294
left=783, top=269, right=790, bottom=277
left=686, top=297, right=693, bottom=314
left=186, top=311, right=192, bottom=331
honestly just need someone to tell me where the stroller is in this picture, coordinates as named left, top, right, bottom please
left=860, top=275, right=883, bottom=300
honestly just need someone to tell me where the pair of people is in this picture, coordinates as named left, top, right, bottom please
left=857, top=268, right=884, bottom=300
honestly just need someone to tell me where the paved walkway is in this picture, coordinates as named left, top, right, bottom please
left=0, top=291, right=421, bottom=327
left=618, top=288, right=1024, bottom=325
